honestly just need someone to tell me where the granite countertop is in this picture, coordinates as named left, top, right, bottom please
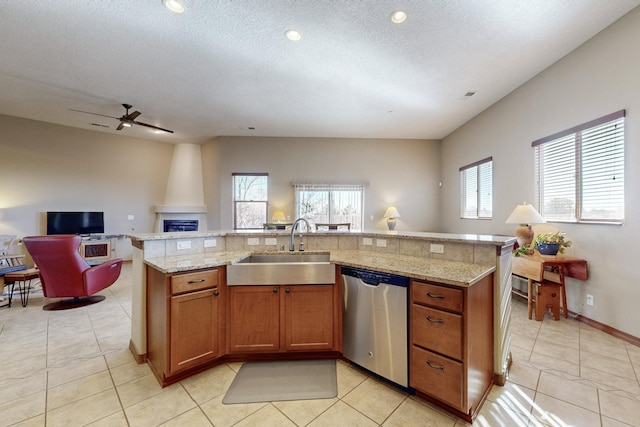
left=145, top=249, right=494, bottom=287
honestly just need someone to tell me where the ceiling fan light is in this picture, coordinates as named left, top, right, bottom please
left=163, top=0, right=185, bottom=14
left=122, top=122, right=132, bottom=128
left=390, top=10, right=407, bottom=24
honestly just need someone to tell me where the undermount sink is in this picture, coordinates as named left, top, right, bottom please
left=227, top=252, right=335, bottom=285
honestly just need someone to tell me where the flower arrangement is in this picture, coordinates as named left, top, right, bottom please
left=535, top=232, right=572, bottom=255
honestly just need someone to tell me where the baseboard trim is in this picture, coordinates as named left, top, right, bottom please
left=572, top=313, right=640, bottom=347
left=129, top=339, right=147, bottom=364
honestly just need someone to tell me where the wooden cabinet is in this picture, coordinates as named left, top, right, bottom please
left=409, top=274, right=494, bottom=420
left=228, top=284, right=337, bottom=353
left=147, top=267, right=224, bottom=384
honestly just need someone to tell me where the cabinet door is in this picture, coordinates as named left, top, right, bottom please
left=170, top=288, right=219, bottom=374
left=283, top=285, right=334, bottom=351
left=228, top=286, right=280, bottom=352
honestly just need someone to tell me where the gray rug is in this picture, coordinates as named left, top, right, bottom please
left=222, top=359, right=337, bottom=404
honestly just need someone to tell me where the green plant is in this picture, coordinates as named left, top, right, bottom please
left=535, top=232, right=572, bottom=254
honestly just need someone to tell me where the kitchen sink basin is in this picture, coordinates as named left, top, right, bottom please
left=227, top=252, right=335, bottom=285
left=235, top=253, right=330, bottom=264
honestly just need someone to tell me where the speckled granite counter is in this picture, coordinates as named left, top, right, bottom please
left=143, top=249, right=493, bottom=287
left=329, top=250, right=494, bottom=287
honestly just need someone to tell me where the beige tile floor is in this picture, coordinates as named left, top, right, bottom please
left=1, top=263, right=640, bottom=426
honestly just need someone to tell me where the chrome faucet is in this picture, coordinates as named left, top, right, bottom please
left=289, top=218, right=310, bottom=251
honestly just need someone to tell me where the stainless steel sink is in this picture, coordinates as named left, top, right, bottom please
left=227, top=252, right=335, bottom=285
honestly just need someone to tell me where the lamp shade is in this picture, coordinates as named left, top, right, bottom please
left=384, top=206, right=401, bottom=219
left=271, top=211, right=286, bottom=222
left=505, top=204, right=545, bottom=225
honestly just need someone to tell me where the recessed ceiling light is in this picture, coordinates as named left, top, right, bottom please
left=285, top=30, right=302, bottom=41
left=390, top=10, right=407, bottom=24
left=163, top=0, right=185, bottom=14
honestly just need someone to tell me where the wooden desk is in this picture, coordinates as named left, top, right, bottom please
left=512, top=253, right=588, bottom=319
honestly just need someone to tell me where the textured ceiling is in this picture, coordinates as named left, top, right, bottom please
left=1, top=1, right=638, bottom=143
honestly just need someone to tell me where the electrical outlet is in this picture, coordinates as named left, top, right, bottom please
left=204, top=238, right=217, bottom=248
left=176, top=240, right=191, bottom=250
left=363, top=238, right=373, bottom=246
left=430, top=244, right=444, bottom=254
left=265, top=237, right=277, bottom=245
left=586, top=294, right=594, bottom=306
left=376, top=239, right=387, bottom=247
left=127, top=214, right=135, bottom=221
left=247, top=238, right=260, bottom=246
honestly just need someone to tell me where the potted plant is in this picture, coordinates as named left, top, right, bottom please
left=535, top=232, right=572, bottom=255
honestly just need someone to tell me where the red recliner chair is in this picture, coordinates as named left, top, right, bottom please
left=23, top=235, right=123, bottom=310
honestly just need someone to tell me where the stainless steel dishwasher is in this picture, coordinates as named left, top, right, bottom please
left=342, top=266, right=409, bottom=387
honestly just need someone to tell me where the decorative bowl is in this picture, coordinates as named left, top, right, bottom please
left=537, top=242, right=560, bottom=255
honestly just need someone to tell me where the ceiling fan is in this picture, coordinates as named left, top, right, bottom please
left=70, top=103, right=174, bottom=133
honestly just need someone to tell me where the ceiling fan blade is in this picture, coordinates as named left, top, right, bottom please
left=125, top=111, right=142, bottom=121
left=69, top=109, right=118, bottom=120
left=116, top=122, right=125, bottom=131
left=132, top=120, right=174, bottom=134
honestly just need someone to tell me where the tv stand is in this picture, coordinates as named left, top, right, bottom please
left=79, top=235, right=121, bottom=263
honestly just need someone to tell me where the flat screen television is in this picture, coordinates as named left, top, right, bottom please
left=46, top=211, right=104, bottom=235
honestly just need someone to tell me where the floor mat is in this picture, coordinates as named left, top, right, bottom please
left=222, top=359, right=337, bottom=404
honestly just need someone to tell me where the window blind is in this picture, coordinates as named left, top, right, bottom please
left=460, top=157, right=493, bottom=219
left=533, top=110, right=624, bottom=223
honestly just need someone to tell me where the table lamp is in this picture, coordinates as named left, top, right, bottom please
left=271, top=211, right=286, bottom=223
left=505, top=203, right=545, bottom=248
left=384, top=206, right=401, bottom=230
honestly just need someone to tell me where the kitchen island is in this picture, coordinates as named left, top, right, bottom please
left=129, top=229, right=515, bottom=421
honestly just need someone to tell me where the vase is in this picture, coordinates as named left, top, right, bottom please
left=537, top=243, right=560, bottom=255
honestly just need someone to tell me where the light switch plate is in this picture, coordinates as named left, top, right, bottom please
left=376, top=239, right=387, bottom=247
left=430, top=243, right=444, bottom=254
left=204, top=238, right=217, bottom=248
left=127, top=214, right=135, bottom=221
left=363, top=237, right=373, bottom=246
left=177, top=240, right=191, bottom=250
left=247, top=238, right=260, bottom=246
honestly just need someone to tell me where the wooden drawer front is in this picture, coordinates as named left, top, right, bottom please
left=412, top=281, right=463, bottom=313
left=411, top=304, right=462, bottom=360
left=171, top=270, right=218, bottom=295
left=411, top=346, right=463, bottom=411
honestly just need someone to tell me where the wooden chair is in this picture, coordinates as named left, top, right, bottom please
left=314, top=223, right=351, bottom=231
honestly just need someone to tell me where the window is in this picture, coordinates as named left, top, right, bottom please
left=233, top=173, right=268, bottom=229
left=294, top=183, right=364, bottom=230
left=460, top=157, right=493, bottom=219
left=533, top=110, right=625, bottom=223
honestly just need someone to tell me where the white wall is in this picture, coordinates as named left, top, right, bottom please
left=0, top=115, right=174, bottom=259
left=202, top=136, right=441, bottom=231
left=440, top=7, right=640, bottom=337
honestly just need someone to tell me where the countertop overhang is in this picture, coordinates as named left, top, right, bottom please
left=144, top=249, right=495, bottom=287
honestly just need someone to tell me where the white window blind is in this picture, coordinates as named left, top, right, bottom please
left=293, top=183, right=364, bottom=230
left=534, top=110, right=625, bottom=223
left=460, top=157, right=493, bottom=219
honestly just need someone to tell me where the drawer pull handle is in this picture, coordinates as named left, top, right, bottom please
left=188, top=279, right=206, bottom=284
left=426, top=292, right=445, bottom=299
left=426, top=316, right=444, bottom=324
left=427, top=361, right=445, bottom=371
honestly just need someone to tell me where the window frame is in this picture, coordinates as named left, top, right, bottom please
left=460, top=157, right=493, bottom=219
left=293, top=183, right=365, bottom=230
left=232, top=173, right=269, bottom=230
left=533, top=110, right=625, bottom=224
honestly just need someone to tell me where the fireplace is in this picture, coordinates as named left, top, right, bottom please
left=163, top=220, right=199, bottom=232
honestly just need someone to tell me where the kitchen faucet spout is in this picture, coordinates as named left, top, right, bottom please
left=290, top=218, right=311, bottom=251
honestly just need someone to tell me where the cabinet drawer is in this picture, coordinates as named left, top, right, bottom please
left=411, top=280, right=462, bottom=313
left=410, top=346, right=463, bottom=410
left=171, top=270, right=218, bottom=295
left=411, top=304, right=462, bottom=360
